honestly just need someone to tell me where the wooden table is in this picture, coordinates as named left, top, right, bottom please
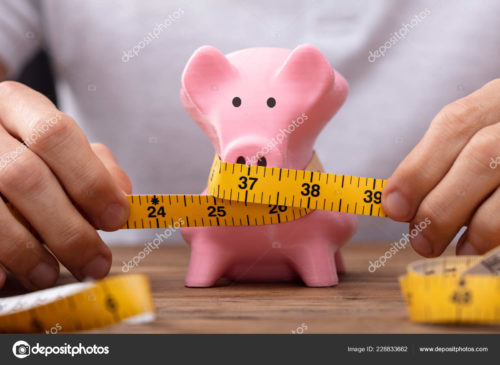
left=3, top=242, right=500, bottom=333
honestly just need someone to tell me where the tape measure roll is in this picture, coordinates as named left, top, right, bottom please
left=399, top=247, right=500, bottom=324
left=0, top=274, right=154, bottom=333
left=123, top=153, right=387, bottom=229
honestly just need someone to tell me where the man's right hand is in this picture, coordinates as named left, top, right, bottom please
left=0, top=81, right=131, bottom=290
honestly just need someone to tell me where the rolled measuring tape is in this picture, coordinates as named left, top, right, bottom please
left=123, top=152, right=387, bottom=229
left=399, top=246, right=500, bottom=324
left=0, top=274, right=154, bottom=333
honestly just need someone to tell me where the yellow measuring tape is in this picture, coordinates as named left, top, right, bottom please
left=0, top=274, right=154, bottom=333
left=123, top=153, right=387, bottom=229
left=399, top=246, right=500, bottom=324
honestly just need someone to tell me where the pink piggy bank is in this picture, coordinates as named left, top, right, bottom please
left=180, top=45, right=357, bottom=287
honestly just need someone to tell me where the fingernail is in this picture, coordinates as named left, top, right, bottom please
left=99, top=203, right=127, bottom=230
left=384, top=191, right=411, bottom=220
left=29, top=262, right=58, bottom=289
left=457, top=241, right=478, bottom=256
left=411, top=233, right=433, bottom=257
left=82, top=255, right=110, bottom=279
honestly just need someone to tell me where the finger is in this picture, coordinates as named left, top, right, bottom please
left=0, top=200, right=59, bottom=290
left=91, top=143, right=132, bottom=194
left=456, top=186, right=500, bottom=255
left=0, top=130, right=111, bottom=280
left=383, top=79, right=500, bottom=221
left=0, top=265, right=6, bottom=290
left=0, top=81, right=129, bottom=231
left=409, top=123, right=500, bottom=257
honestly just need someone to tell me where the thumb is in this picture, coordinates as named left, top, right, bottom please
left=91, top=143, right=132, bottom=194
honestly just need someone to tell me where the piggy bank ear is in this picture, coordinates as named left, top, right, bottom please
left=274, top=44, right=334, bottom=104
left=181, top=46, right=238, bottom=114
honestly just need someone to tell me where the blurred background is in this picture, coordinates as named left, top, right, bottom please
left=17, top=50, right=57, bottom=105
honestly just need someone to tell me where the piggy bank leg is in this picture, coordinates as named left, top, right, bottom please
left=185, top=240, right=229, bottom=287
left=334, top=250, right=345, bottom=274
left=288, top=243, right=339, bottom=287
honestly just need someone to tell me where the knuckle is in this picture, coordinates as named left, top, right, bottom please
left=57, top=221, right=99, bottom=259
left=415, top=204, right=435, bottom=225
left=30, top=113, right=78, bottom=151
left=59, top=224, right=88, bottom=250
left=467, top=127, right=500, bottom=166
left=0, top=153, right=45, bottom=193
left=72, top=168, right=107, bottom=201
left=436, top=100, right=483, bottom=137
left=0, top=81, right=25, bottom=98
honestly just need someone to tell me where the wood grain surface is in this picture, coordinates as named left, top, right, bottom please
left=2, top=242, right=499, bottom=333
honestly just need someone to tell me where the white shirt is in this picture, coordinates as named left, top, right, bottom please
left=0, top=0, right=498, bottom=244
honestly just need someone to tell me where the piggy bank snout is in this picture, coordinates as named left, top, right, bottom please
left=221, top=137, right=285, bottom=167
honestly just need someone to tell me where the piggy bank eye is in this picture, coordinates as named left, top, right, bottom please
left=232, top=97, right=242, bottom=107
left=266, top=97, right=276, bottom=108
